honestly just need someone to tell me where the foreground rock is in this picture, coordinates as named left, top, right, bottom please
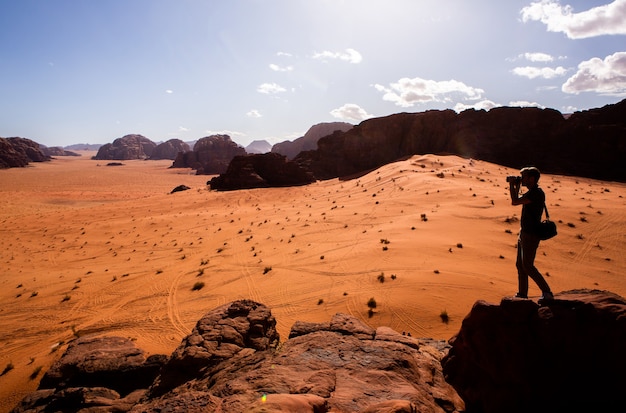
left=92, top=135, right=157, bottom=160
left=0, top=137, right=50, bottom=168
left=442, top=289, right=626, bottom=413
left=13, top=300, right=462, bottom=413
left=171, top=134, right=246, bottom=174
left=209, top=152, right=316, bottom=190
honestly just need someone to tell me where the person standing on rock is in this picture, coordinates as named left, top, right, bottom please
left=508, top=166, right=554, bottom=302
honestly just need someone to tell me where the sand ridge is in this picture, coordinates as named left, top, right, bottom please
left=1, top=152, right=625, bottom=412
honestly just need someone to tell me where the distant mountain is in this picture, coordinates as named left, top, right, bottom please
left=272, top=122, right=353, bottom=159
left=41, top=145, right=81, bottom=157
left=172, top=134, right=246, bottom=175
left=64, top=143, right=102, bottom=151
left=245, top=140, right=272, bottom=154
left=150, top=139, right=190, bottom=160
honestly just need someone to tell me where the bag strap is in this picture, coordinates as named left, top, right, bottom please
left=544, top=203, right=550, bottom=220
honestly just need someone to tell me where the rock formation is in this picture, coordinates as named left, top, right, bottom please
left=12, top=300, right=463, bottom=413
left=0, top=137, right=50, bottom=168
left=208, top=152, right=316, bottom=190
left=92, top=135, right=157, bottom=160
left=272, top=122, right=353, bottom=160
left=171, top=134, right=246, bottom=175
left=149, top=139, right=190, bottom=160
left=245, top=139, right=272, bottom=154
left=40, top=146, right=81, bottom=157
left=295, top=100, right=626, bottom=182
left=442, top=289, right=626, bottom=413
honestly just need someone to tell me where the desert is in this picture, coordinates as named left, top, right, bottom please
left=1, top=151, right=625, bottom=412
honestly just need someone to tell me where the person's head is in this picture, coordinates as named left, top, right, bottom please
left=520, top=166, right=540, bottom=187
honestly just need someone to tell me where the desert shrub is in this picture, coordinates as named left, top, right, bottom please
left=367, top=297, right=377, bottom=309
left=1, top=362, right=14, bottom=376
left=29, top=366, right=43, bottom=380
left=317, top=298, right=324, bottom=305
left=263, top=266, right=272, bottom=274
left=440, top=310, right=449, bottom=324
left=61, top=294, right=71, bottom=302
left=191, top=282, right=205, bottom=291
left=377, top=273, right=385, bottom=283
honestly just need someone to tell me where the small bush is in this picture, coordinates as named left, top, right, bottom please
left=1, top=362, right=14, bottom=376
left=440, top=310, right=449, bottom=324
left=191, top=282, right=205, bottom=291
left=29, top=366, right=43, bottom=380
left=367, top=297, right=377, bottom=309
left=377, top=273, right=385, bottom=283
left=263, top=266, right=272, bottom=274
left=317, top=298, right=324, bottom=305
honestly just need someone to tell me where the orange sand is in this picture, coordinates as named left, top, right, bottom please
left=1, top=152, right=625, bottom=411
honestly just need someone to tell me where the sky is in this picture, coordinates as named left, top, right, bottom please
left=1, top=0, right=625, bottom=148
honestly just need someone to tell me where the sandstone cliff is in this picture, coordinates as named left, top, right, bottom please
left=272, top=122, right=354, bottom=160
left=149, top=139, right=190, bottom=160
left=0, top=137, right=50, bottom=168
left=171, top=134, right=246, bottom=175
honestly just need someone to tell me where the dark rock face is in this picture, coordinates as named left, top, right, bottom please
left=272, top=122, right=353, bottom=160
left=92, top=135, right=157, bottom=160
left=149, top=139, right=190, bottom=160
left=442, top=289, right=626, bottom=413
left=170, top=184, right=191, bottom=193
left=208, top=152, right=316, bottom=190
left=171, top=134, right=246, bottom=174
left=0, top=137, right=50, bottom=168
left=296, top=100, right=626, bottom=182
left=11, top=336, right=166, bottom=413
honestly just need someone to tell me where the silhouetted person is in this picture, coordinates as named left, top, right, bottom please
left=509, top=167, right=553, bottom=302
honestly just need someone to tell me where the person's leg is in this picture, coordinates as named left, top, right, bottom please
left=516, top=236, right=528, bottom=297
left=520, top=232, right=551, bottom=294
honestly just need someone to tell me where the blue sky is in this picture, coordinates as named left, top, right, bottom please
left=1, top=0, right=625, bottom=147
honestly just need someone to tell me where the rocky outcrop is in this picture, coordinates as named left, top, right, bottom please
left=208, top=152, right=316, bottom=190
left=171, top=134, right=246, bottom=175
left=40, top=146, right=81, bottom=157
left=245, top=139, right=272, bottom=154
left=92, top=135, right=157, bottom=160
left=272, top=122, right=353, bottom=160
left=11, top=336, right=166, bottom=413
left=0, top=137, right=50, bottom=168
left=149, top=139, right=190, bottom=160
left=442, top=289, right=626, bottom=413
left=296, top=100, right=626, bottom=182
left=13, top=300, right=462, bottom=413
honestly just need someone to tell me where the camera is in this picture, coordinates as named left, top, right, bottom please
left=506, top=175, right=521, bottom=184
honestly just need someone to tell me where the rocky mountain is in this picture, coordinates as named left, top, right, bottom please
left=11, top=290, right=624, bottom=413
left=171, top=134, right=246, bottom=175
left=64, top=143, right=102, bottom=151
left=149, top=139, right=190, bottom=160
left=295, top=100, right=626, bottom=182
left=245, top=139, right=272, bottom=154
left=0, top=137, right=50, bottom=168
left=272, top=122, right=353, bottom=160
left=92, top=135, right=157, bottom=160
left=208, top=152, right=316, bottom=190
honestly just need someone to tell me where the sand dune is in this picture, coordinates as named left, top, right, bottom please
left=1, top=152, right=625, bottom=412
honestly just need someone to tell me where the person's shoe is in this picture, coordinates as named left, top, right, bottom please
left=539, top=291, right=554, bottom=303
left=514, top=293, right=528, bottom=299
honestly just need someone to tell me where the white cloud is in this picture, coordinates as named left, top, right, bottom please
left=524, top=52, right=554, bottom=62
left=204, top=129, right=246, bottom=139
left=247, top=109, right=262, bottom=118
left=312, top=48, right=362, bottom=64
left=374, top=77, right=484, bottom=107
left=454, top=100, right=500, bottom=112
left=521, top=0, right=626, bottom=39
left=562, top=51, right=626, bottom=95
left=178, top=126, right=189, bottom=132
left=330, top=104, right=373, bottom=122
left=512, top=66, right=568, bottom=78
left=508, top=100, right=546, bottom=108
left=165, top=89, right=173, bottom=94
left=257, top=82, right=287, bottom=94
left=269, top=63, right=294, bottom=72
left=276, top=51, right=293, bottom=57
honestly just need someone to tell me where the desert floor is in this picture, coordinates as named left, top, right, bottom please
left=1, top=152, right=625, bottom=411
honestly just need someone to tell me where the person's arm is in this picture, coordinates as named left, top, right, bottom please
left=510, top=182, right=531, bottom=205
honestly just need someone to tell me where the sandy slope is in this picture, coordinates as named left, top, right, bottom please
left=1, top=152, right=624, bottom=412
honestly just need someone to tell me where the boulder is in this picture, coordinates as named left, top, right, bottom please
left=442, top=289, right=626, bottom=413
left=0, top=137, right=50, bottom=168
left=150, top=139, right=190, bottom=160
left=171, top=134, right=246, bottom=174
left=208, top=152, right=316, bottom=191
left=92, top=135, right=157, bottom=160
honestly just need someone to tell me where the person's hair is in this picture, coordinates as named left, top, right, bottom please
left=520, top=166, right=540, bottom=182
